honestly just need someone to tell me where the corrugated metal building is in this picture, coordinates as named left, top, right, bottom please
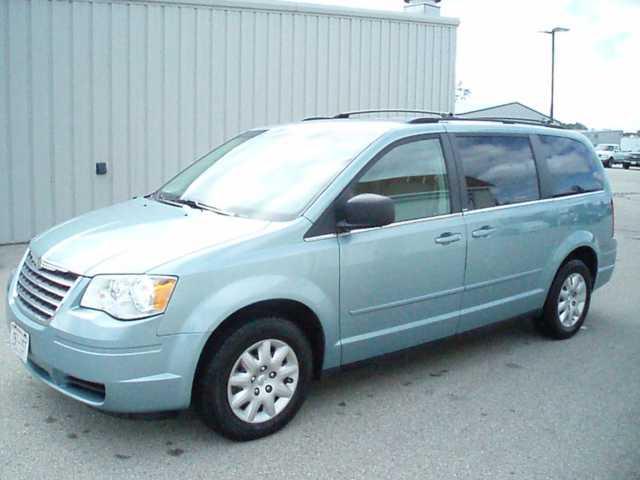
left=1, top=0, right=459, bottom=244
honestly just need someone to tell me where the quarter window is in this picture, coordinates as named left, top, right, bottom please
left=354, top=138, right=451, bottom=222
left=539, top=135, right=604, bottom=197
left=456, top=136, right=539, bottom=210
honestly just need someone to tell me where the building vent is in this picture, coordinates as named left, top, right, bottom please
left=404, top=0, right=442, bottom=17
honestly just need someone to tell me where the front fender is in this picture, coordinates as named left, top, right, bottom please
left=159, top=272, right=340, bottom=370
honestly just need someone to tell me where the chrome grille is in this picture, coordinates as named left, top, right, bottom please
left=15, top=251, right=79, bottom=322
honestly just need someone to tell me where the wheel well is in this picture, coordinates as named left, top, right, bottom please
left=563, top=246, right=598, bottom=283
left=193, top=299, right=326, bottom=394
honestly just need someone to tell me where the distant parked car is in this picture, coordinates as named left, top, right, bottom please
left=595, top=144, right=628, bottom=168
left=7, top=114, right=617, bottom=441
left=621, top=151, right=640, bottom=170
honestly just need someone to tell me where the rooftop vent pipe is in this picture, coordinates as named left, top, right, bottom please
left=403, top=0, right=442, bottom=16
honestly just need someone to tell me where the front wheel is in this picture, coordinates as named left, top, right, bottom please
left=195, top=317, right=313, bottom=441
left=603, top=159, right=611, bottom=168
left=535, top=259, right=592, bottom=339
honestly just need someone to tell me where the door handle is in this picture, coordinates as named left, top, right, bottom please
left=472, top=225, right=497, bottom=238
left=434, top=232, right=463, bottom=245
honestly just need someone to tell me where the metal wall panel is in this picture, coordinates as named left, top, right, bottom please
left=1, top=0, right=458, bottom=243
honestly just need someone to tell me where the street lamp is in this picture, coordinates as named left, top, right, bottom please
left=541, top=27, right=570, bottom=122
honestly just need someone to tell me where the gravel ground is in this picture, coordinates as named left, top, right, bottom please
left=1, top=168, right=639, bottom=480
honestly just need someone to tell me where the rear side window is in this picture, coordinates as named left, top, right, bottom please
left=354, top=138, right=450, bottom=222
left=456, top=135, right=539, bottom=210
left=539, top=135, right=604, bottom=197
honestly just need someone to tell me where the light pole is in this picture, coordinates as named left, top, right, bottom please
left=541, top=27, right=569, bottom=122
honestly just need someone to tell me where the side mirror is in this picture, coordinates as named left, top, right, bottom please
left=338, top=193, right=395, bottom=231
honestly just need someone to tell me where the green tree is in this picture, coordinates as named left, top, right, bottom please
left=455, top=81, right=471, bottom=102
left=562, top=122, right=588, bottom=130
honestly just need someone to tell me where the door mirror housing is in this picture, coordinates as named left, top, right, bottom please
left=338, top=193, right=395, bottom=230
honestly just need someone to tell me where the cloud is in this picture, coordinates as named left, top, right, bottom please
left=443, top=0, right=640, bottom=130
left=595, top=32, right=632, bottom=59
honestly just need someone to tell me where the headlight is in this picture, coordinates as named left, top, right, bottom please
left=80, top=275, right=177, bottom=320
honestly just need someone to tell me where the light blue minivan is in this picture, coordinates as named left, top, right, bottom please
left=6, top=112, right=616, bottom=440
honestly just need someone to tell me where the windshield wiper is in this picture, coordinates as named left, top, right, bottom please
left=153, top=191, right=184, bottom=207
left=179, top=198, right=235, bottom=216
left=153, top=192, right=235, bottom=216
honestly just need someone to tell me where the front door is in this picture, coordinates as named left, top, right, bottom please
left=338, top=135, right=467, bottom=365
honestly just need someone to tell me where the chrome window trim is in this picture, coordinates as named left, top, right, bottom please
left=462, top=190, right=605, bottom=216
left=346, top=212, right=463, bottom=235
left=304, top=233, right=339, bottom=242
left=304, top=212, right=463, bottom=241
left=304, top=190, right=606, bottom=241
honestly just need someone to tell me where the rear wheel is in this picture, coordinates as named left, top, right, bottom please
left=195, top=316, right=313, bottom=441
left=623, top=162, right=631, bottom=170
left=535, top=259, right=592, bottom=339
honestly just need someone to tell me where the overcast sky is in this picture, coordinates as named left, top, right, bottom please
left=282, top=0, right=640, bottom=131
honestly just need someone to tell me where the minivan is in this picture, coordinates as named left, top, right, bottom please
left=6, top=112, right=617, bottom=441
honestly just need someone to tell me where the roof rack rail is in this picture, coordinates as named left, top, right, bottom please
left=302, top=109, right=454, bottom=121
left=408, top=115, right=568, bottom=129
left=302, top=116, right=333, bottom=121
left=302, top=110, right=568, bottom=129
left=333, top=109, right=454, bottom=119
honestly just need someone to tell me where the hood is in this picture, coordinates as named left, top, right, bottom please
left=30, top=198, right=271, bottom=276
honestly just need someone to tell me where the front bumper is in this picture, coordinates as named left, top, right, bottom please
left=6, top=275, right=205, bottom=413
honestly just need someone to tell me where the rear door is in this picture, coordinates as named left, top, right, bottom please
left=338, top=135, right=467, bottom=364
left=452, top=133, right=550, bottom=332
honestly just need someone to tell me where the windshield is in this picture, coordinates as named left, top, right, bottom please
left=597, top=145, right=615, bottom=151
left=157, top=122, right=394, bottom=221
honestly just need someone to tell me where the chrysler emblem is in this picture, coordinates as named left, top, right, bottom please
left=33, top=254, right=43, bottom=270
left=32, top=253, right=59, bottom=272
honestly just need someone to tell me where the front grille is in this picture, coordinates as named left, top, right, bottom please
left=16, top=251, right=80, bottom=322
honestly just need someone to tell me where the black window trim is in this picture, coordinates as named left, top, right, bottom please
left=304, top=133, right=461, bottom=239
left=449, top=132, right=542, bottom=212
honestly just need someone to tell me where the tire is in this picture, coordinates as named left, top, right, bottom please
left=623, top=162, right=630, bottom=170
left=535, top=259, right=592, bottom=340
left=195, top=316, right=313, bottom=441
left=603, top=159, right=611, bottom=168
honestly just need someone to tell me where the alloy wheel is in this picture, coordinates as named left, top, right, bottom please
left=557, top=273, right=587, bottom=328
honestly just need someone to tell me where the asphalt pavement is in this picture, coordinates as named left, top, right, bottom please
left=1, top=168, right=639, bottom=480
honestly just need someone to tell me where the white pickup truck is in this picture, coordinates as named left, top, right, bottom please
left=595, top=144, right=640, bottom=169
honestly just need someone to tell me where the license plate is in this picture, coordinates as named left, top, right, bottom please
left=9, top=322, right=29, bottom=363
